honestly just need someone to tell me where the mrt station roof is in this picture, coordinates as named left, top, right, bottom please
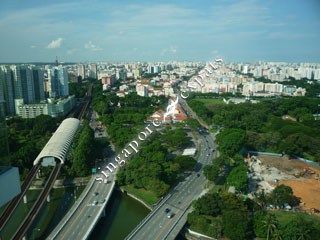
left=34, top=118, right=80, bottom=165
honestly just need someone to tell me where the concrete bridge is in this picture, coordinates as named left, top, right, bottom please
left=47, top=173, right=116, bottom=240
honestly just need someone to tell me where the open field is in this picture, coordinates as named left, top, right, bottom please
left=273, top=211, right=320, bottom=228
left=195, top=98, right=225, bottom=105
left=195, top=98, right=225, bottom=112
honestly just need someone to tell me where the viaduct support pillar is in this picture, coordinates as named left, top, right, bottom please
left=23, top=195, right=28, bottom=204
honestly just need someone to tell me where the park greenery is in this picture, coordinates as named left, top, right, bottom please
left=69, top=82, right=88, bottom=98
left=187, top=185, right=320, bottom=239
left=91, top=82, right=167, bottom=151
left=4, top=115, right=60, bottom=178
left=91, top=81, right=198, bottom=199
left=188, top=96, right=320, bottom=162
left=116, top=128, right=194, bottom=199
left=62, top=124, right=105, bottom=177
left=187, top=93, right=320, bottom=239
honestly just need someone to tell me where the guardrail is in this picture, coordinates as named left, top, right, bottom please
left=163, top=206, right=189, bottom=240
left=48, top=176, right=95, bottom=239
left=125, top=193, right=172, bottom=240
left=83, top=180, right=115, bottom=240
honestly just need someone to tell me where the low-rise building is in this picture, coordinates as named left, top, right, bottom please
left=15, top=95, right=76, bottom=118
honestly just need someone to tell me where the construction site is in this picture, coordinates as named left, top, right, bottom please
left=245, top=154, right=320, bottom=216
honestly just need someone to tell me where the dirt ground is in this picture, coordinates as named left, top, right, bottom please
left=257, top=155, right=310, bottom=174
left=279, top=178, right=320, bottom=214
left=248, top=154, right=320, bottom=215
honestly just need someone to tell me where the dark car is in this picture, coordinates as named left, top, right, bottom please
left=197, top=173, right=200, bottom=177
left=165, top=208, right=170, bottom=213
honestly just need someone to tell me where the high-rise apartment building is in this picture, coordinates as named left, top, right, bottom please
left=89, top=64, right=97, bottom=79
left=20, top=67, right=35, bottom=103
left=77, top=64, right=86, bottom=80
left=48, top=67, right=69, bottom=98
left=0, top=66, right=15, bottom=116
left=32, top=69, right=45, bottom=101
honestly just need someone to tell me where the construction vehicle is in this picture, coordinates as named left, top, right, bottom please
left=294, top=171, right=305, bottom=178
left=303, top=166, right=315, bottom=175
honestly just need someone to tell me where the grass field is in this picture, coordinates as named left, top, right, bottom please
left=195, top=98, right=225, bottom=105
left=121, top=185, right=159, bottom=205
left=273, top=211, right=320, bottom=228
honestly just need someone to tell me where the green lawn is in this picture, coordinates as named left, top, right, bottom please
left=273, top=211, right=320, bottom=228
left=121, top=185, right=159, bottom=205
left=196, top=98, right=225, bottom=105
left=209, top=128, right=219, bottom=133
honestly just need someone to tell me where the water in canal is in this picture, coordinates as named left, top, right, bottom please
left=1, top=187, right=186, bottom=240
left=89, top=190, right=150, bottom=240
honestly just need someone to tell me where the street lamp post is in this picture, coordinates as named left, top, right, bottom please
left=32, top=228, right=40, bottom=240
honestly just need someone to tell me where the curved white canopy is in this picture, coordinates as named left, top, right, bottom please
left=34, top=118, right=80, bottom=165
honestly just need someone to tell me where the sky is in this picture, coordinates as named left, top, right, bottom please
left=0, top=0, right=319, bottom=63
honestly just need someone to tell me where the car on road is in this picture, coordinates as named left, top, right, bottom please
left=197, top=173, right=200, bottom=177
left=93, top=192, right=99, bottom=196
left=93, top=200, right=98, bottom=205
left=167, top=212, right=174, bottom=219
left=100, top=199, right=105, bottom=203
left=165, top=208, right=170, bottom=213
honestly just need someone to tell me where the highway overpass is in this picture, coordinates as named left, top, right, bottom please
left=47, top=173, right=116, bottom=240
left=126, top=131, right=218, bottom=240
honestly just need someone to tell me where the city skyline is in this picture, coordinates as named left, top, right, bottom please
left=0, top=0, right=319, bottom=63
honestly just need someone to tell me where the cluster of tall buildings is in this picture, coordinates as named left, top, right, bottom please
left=0, top=65, right=69, bottom=118
left=229, top=62, right=320, bottom=81
left=76, top=64, right=97, bottom=80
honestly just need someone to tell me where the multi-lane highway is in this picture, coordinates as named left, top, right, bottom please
left=48, top=172, right=116, bottom=240
left=127, top=130, right=218, bottom=240
left=48, top=110, right=116, bottom=240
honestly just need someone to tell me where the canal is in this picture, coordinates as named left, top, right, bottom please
left=1, top=187, right=187, bottom=239
left=89, top=190, right=150, bottom=240
left=0, top=187, right=150, bottom=240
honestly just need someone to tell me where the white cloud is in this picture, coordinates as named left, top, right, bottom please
left=161, top=46, right=177, bottom=56
left=30, top=45, right=36, bottom=49
left=47, top=37, right=63, bottom=48
left=211, top=50, right=219, bottom=55
left=84, top=41, right=103, bottom=51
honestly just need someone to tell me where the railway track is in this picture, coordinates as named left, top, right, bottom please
left=1, top=82, right=92, bottom=239
left=11, top=163, right=61, bottom=240
left=0, top=164, right=40, bottom=232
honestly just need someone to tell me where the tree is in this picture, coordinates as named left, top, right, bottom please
left=173, top=156, right=196, bottom=171
left=203, top=165, right=219, bottom=181
left=185, top=118, right=201, bottom=129
left=281, top=217, right=319, bottom=240
left=262, top=213, right=278, bottom=240
left=148, top=179, right=169, bottom=197
left=193, top=193, right=221, bottom=216
left=270, top=184, right=299, bottom=207
left=227, top=165, right=248, bottom=191
left=222, top=210, right=252, bottom=240
left=216, top=128, right=246, bottom=156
